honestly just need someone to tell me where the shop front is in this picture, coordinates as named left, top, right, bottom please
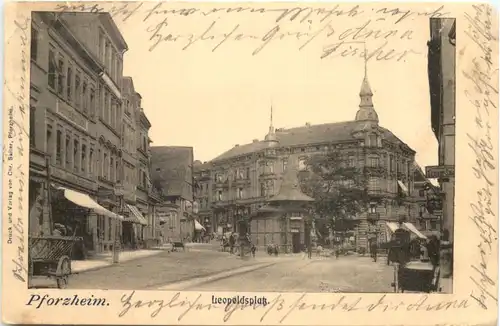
left=50, top=186, right=124, bottom=258
left=121, top=204, right=148, bottom=249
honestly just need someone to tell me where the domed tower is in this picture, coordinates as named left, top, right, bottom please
left=264, top=105, right=279, bottom=146
left=355, top=45, right=379, bottom=124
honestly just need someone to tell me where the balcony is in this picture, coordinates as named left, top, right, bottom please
left=367, top=212, right=380, bottom=221
left=367, top=189, right=385, bottom=197
left=363, top=166, right=387, bottom=176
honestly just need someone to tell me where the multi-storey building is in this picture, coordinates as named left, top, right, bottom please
left=29, top=12, right=127, bottom=254
left=427, top=18, right=455, bottom=244
left=119, top=77, right=145, bottom=248
left=413, top=164, right=441, bottom=237
left=193, top=161, right=214, bottom=233
left=194, top=67, right=419, bottom=251
left=151, top=146, right=195, bottom=242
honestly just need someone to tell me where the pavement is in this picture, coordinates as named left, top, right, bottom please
left=181, top=254, right=396, bottom=293
left=71, top=249, right=163, bottom=273
left=29, top=244, right=437, bottom=293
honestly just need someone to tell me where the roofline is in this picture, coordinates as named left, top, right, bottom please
left=98, top=13, right=128, bottom=52
left=211, top=139, right=360, bottom=163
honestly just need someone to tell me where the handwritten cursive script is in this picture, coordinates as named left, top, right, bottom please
left=118, top=291, right=469, bottom=322
left=463, top=4, right=499, bottom=310
left=53, top=3, right=448, bottom=61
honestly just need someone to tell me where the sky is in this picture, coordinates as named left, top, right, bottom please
left=113, top=3, right=439, bottom=168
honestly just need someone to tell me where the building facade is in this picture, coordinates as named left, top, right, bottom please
left=413, top=164, right=441, bottom=237
left=29, top=12, right=160, bottom=255
left=29, top=12, right=128, bottom=255
left=427, top=18, right=456, bottom=244
left=151, top=147, right=195, bottom=242
left=194, top=68, right=419, bottom=251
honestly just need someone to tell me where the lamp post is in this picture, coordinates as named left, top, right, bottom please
left=113, top=184, right=124, bottom=264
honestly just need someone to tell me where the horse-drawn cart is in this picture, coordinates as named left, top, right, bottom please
left=29, top=235, right=82, bottom=289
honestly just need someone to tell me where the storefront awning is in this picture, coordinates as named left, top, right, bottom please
left=124, top=204, right=148, bottom=225
left=397, top=180, right=409, bottom=195
left=403, top=222, right=428, bottom=239
left=385, top=222, right=400, bottom=233
left=385, top=221, right=427, bottom=240
left=56, top=186, right=123, bottom=220
left=194, top=220, right=206, bottom=231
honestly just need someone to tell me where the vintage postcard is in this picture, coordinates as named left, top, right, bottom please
left=2, top=1, right=498, bottom=325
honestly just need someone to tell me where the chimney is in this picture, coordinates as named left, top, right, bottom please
left=305, top=122, right=311, bottom=127
left=252, top=139, right=259, bottom=143
left=235, top=144, right=239, bottom=147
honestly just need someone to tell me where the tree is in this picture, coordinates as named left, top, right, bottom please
left=298, top=150, right=373, bottom=241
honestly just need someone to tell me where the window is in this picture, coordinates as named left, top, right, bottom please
left=31, top=27, right=38, bottom=61
left=430, top=220, right=437, bottom=230
left=348, top=157, right=355, bottom=167
left=57, top=58, right=64, bottom=95
left=419, top=205, right=426, bottom=217
left=48, top=50, right=56, bottom=89
left=282, top=159, right=288, bottom=172
left=368, top=177, right=380, bottom=191
left=369, top=203, right=377, bottom=213
left=99, top=87, right=105, bottom=118
left=99, top=31, right=104, bottom=62
left=370, top=157, right=379, bottom=167
left=75, top=75, right=81, bottom=108
left=89, top=89, right=95, bottom=117
left=110, top=157, right=114, bottom=182
left=29, top=107, right=36, bottom=146
left=116, top=160, right=120, bottom=182
left=73, top=139, right=79, bottom=171
left=89, top=148, right=94, bottom=175
left=46, top=127, right=52, bottom=154
left=267, top=162, right=274, bottom=173
left=110, top=100, right=115, bottom=128
left=419, top=189, right=425, bottom=197
left=237, top=188, right=243, bottom=199
left=56, top=129, right=62, bottom=165
left=369, top=134, right=377, bottom=147
left=246, top=167, right=250, bottom=179
left=298, top=158, right=306, bottom=171
left=81, top=144, right=86, bottom=172
left=104, top=153, right=108, bottom=179
left=66, top=67, right=72, bottom=101
left=260, top=183, right=267, bottom=197
left=389, top=155, right=394, bottom=171
left=65, top=135, right=71, bottom=166
left=218, top=190, right=222, bottom=201
left=82, top=81, right=88, bottom=113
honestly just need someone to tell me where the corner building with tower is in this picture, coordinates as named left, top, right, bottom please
left=194, top=61, right=420, bottom=252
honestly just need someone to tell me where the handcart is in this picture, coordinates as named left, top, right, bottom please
left=385, top=227, right=441, bottom=293
left=396, top=261, right=440, bottom=293
left=29, top=235, right=82, bottom=289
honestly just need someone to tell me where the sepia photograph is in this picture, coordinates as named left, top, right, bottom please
left=27, top=10, right=454, bottom=293
left=2, top=2, right=497, bottom=325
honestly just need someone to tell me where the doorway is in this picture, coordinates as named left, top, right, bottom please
left=292, top=232, right=301, bottom=253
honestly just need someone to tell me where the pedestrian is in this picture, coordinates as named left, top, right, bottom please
left=307, top=244, right=312, bottom=259
left=229, top=233, right=235, bottom=254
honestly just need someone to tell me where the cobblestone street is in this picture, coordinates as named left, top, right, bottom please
left=31, top=250, right=395, bottom=292
left=179, top=254, right=395, bottom=293
left=30, top=250, right=263, bottom=290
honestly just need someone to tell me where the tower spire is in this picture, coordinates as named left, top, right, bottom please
left=270, top=103, right=274, bottom=131
left=364, top=42, right=368, bottom=79
left=265, top=101, right=278, bottom=143
left=355, top=42, right=379, bottom=123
